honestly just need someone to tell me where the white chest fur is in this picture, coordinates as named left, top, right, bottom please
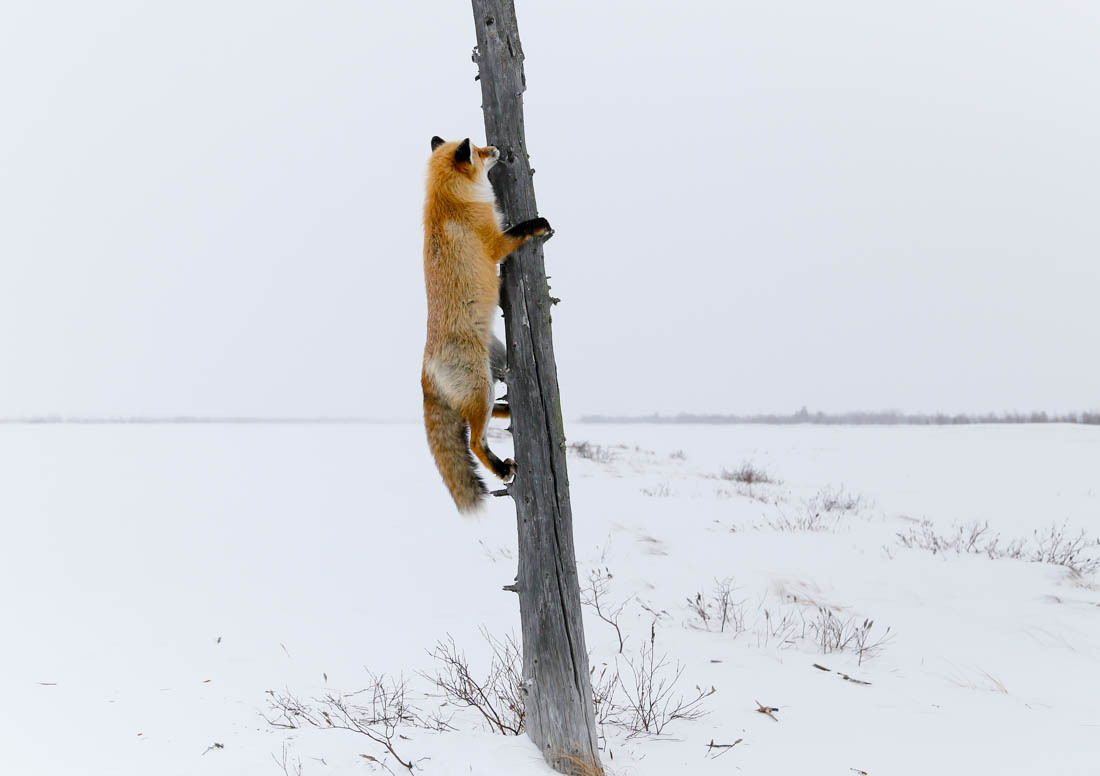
left=471, top=167, right=504, bottom=229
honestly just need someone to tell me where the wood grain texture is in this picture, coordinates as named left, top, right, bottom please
left=470, top=2, right=602, bottom=773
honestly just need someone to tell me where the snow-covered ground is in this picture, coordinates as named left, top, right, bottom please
left=2, top=422, right=1097, bottom=775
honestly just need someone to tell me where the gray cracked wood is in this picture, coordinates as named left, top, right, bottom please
left=470, top=2, right=602, bottom=773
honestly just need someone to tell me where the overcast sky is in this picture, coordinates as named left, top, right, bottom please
left=2, top=0, right=1097, bottom=419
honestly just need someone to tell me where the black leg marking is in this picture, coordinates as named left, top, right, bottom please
left=487, top=452, right=516, bottom=481
left=459, top=419, right=488, bottom=497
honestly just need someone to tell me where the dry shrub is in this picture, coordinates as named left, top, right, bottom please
left=590, top=660, right=621, bottom=726
left=265, top=672, right=435, bottom=773
left=568, top=441, right=616, bottom=463
left=1031, top=522, right=1100, bottom=575
left=768, top=505, right=837, bottom=532
left=809, top=485, right=864, bottom=513
left=421, top=629, right=525, bottom=735
left=265, top=630, right=527, bottom=771
left=720, top=461, right=777, bottom=485
left=612, top=623, right=714, bottom=736
left=897, top=519, right=1099, bottom=576
left=765, top=486, right=866, bottom=532
left=686, top=578, right=746, bottom=635
left=807, top=608, right=892, bottom=665
left=686, top=585, right=894, bottom=663
left=583, top=580, right=715, bottom=738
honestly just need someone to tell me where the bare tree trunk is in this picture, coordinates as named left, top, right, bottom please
left=470, top=2, right=602, bottom=774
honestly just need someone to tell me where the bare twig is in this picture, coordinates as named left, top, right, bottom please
left=812, top=663, right=873, bottom=686
left=272, top=742, right=304, bottom=776
left=581, top=567, right=628, bottom=653
left=705, top=738, right=744, bottom=759
left=589, top=661, right=621, bottom=726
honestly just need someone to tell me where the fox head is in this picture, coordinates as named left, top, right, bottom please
left=427, top=136, right=500, bottom=201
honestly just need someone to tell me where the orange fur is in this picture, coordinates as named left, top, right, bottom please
left=421, top=137, right=545, bottom=512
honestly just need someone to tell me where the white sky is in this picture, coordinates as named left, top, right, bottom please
left=1, top=0, right=1097, bottom=419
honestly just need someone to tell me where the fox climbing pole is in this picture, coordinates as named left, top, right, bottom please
left=470, top=2, right=602, bottom=774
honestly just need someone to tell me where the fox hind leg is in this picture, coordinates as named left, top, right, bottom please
left=463, top=384, right=515, bottom=482
left=490, top=335, right=507, bottom=383
left=489, top=335, right=511, bottom=421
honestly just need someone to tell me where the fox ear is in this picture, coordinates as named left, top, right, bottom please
left=431, top=136, right=445, bottom=151
left=454, top=138, right=472, bottom=166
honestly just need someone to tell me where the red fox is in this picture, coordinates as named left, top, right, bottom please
left=421, top=136, right=552, bottom=512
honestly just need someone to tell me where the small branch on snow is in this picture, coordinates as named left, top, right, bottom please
left=754, top=700, right=779, bottom=722
left=705, top=738, right=743, bottom=759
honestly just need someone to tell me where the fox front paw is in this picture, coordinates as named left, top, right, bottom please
left=528, top=217, right=552, bottom=237
left=502, top=458, right=516, bottom=483
left=505, top=217, right=553, bottom=240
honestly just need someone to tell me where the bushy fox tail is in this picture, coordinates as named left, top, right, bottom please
left=423, top=382, right=487, bottom=513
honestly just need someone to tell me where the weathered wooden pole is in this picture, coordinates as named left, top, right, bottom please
left=470, top=2, right=602, bottom=774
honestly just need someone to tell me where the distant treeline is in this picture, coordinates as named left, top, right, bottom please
left=580, top=408, right=1100, bottom=426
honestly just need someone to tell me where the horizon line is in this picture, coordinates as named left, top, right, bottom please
left=0, top=416, right=398, bottom=425
left=2, top=408, right=1098, bottom=426
left=579, top=409, right=1100, bottom=425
